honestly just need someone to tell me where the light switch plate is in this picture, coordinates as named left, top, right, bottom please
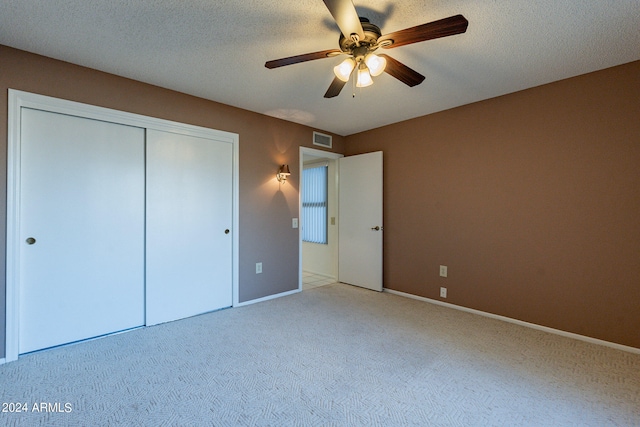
left=439, top=265, right=448, bottom=277
left=292, top=218, right=298, bottom=228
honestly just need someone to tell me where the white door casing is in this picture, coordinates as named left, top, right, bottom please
left=338, top=151, right=383, bottom=291
left=19, top=108, right=146, bottom=353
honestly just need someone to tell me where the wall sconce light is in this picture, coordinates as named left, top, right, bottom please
left=277, top=164, right=291, bottom=184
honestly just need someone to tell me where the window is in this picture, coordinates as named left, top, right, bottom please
left=302, top=164, right=328, bottom=244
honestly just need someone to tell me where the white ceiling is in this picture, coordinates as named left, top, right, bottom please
left=1, top=1, right=639, bottom=136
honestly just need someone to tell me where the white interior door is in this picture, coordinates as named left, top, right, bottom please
left=338, top=151, right=383, bottom=291
left=19, top=108, right=145, bottom=354
left=146, top=129, right=233, bottom=326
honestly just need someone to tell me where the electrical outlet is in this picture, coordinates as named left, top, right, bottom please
left=440, top=287, right=447, bottom=298
left=439, top=265, right=448, bottom=278
left=256, top=262, right=262, bottom=274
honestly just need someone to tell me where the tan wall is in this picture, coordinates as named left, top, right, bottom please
left=344, top=60, right=640, bottom=348
left=0, top=45, right=345, bottom=357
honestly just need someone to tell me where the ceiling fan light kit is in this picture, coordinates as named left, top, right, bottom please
left=265, top=0, right=468, bottom=98
left=365, top=53, right=386, bottom=77
left=333, top=57, right=356, bottom=82
left=356, top=64, right=373, bottom=87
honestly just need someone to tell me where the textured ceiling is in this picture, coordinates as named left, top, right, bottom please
left=1, top=0, right=639, bottom=136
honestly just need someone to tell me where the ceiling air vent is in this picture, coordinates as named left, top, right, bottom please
left=313, top=131, right=332, bottom=148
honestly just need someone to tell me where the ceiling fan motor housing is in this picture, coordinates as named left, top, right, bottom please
left=339, top=17, right=382, bottom=53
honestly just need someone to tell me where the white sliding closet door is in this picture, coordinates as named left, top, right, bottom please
left=19, top=108, right=145, bottom=354
left=146, top=129, right=233, bottom=325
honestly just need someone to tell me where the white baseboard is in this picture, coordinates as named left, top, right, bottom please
left=383, top=288, right=640, bottom=355
left=235, top=288, right=300, bottom=307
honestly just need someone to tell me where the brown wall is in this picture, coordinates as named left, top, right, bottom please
left=344, top=60, right=640, bottom=348
left=0, top=45, right=345, bottom=358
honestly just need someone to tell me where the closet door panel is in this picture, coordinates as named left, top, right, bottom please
left=19, top=108, right=145, bottom=354
left=146, top=129, right=233, bottom=325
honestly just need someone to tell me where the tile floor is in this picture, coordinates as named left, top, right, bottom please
left=302, top=271, right=336, bottom=290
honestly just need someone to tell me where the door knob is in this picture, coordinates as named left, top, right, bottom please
left=371, top=226, right=381, bottom=231
left=26, top=237, right=36, bottom=245
left=224, top=229, right=230, bottom=234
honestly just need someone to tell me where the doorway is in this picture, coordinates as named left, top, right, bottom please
left=299, top=148, right=342, bottom=290
left=299, top=147, right=384, bottom=292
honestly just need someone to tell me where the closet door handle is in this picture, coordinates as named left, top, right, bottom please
left=26, top=237, right=37, bottom=245
left=224, top=229, right=230, bottom=234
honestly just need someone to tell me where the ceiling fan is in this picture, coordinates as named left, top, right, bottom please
left=264, top=0, right=468, bottom=98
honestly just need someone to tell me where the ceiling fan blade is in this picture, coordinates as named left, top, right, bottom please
left=265, top=49, right=342, bottom=69
left=378, top=54, right=425, bottom=87
left=324, top=76, right=348, bottom=98
left=378, top=14, right=468, bottom=49
left=323, top=0, right=365, bottom=41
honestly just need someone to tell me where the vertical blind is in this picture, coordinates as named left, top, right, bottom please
left=302, top=165, right=328, bottom=244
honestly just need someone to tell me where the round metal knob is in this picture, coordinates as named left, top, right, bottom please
left=371, top=226, right=380, bottom=231
left=26, top=237, right=36, bottom=245
left=224, top=229, right=230, bottom=234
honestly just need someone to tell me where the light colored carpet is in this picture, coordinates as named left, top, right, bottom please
left=1, top=283, right=639, bottom=426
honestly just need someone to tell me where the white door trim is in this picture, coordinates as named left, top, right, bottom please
left=299, top=147, right=343, bottom=290
left=5, top=89, right=240, bottom=363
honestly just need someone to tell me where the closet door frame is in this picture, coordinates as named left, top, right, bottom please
left=5, top=89, right=240, bottom=363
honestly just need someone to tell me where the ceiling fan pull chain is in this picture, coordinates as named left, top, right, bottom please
left=352, top=68, right=356, bottom=98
